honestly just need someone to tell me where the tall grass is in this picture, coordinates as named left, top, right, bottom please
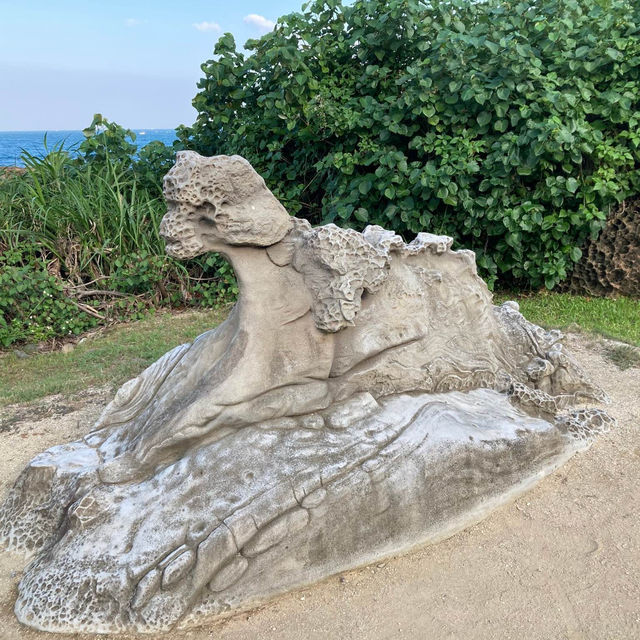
left=0, top=143, right=235, bottom=346
left=3, top=148, right=166, bottom=273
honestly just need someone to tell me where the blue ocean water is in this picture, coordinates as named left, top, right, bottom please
left=0, top=129, right=177, bottom=167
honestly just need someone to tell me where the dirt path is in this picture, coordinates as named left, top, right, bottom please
left=1, top=334, right=638, bottom=640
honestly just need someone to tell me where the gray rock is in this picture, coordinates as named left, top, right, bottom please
left=0, top=152, right=613, bottom=634
left=22, top=343, right=39, bottom=354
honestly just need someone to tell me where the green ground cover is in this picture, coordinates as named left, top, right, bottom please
left=1, top=293, right=638, bottom=408
left=0, top=308, right=226, bottom=406
left=497, top=292, right=640, bottom=345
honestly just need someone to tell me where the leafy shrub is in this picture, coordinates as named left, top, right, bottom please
left=80, top=113, right=138, bottom=168
left=190, top=255, right=239, bottom=307
left=80, top=114, right=180, bottom=196
left=135, top=140, right=179, bottom=196
left=0, top=249, right=97, bottom=347
left=0, top=122, right=233, bottom=346
left=182, top=0, right=640, bottom=288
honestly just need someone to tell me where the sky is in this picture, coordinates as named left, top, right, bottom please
left=0, top=1, right=303, bottom=131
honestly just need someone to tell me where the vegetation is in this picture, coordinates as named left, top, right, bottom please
left=497, top=291, right=640, bottom=345
left=604, top=343, right=640, bottom=370
left=183, top=0, right=640, bottom=289
left=0, top=117, right=236, bottom=347
left=0, top=309, right=226, bottom=406
left=1, top=0, right=639, bottom=348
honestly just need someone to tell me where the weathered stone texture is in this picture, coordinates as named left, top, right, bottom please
left=568, top=196, right=640, bottom=297
left=0, top=152, right=613, bottom=634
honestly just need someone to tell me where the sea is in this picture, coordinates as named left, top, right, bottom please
left=0, top=129, right=177, bottom=167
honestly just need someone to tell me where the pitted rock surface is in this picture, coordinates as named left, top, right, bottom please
left=567, top=196, right=640, bottom=298
left=0, top=152, right=614, bottom=634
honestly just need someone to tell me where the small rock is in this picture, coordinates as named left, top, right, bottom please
left=13, top=349, right=29, bottom=359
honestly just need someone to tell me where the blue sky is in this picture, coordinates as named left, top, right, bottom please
left=0, top=1, right=302, bottom=130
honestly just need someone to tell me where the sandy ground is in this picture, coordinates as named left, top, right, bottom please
left=0, top=333, right=638, bottom=640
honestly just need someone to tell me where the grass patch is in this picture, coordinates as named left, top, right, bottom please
left=604, top=344, right=640, bottom=370
left=495, top=291, right=640, bottom=347
left=0, top=308, right=227, bottom=407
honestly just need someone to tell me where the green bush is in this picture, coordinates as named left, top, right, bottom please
left=0, top=120, right=234, bottom=346
left=135, top=140, right=179, bottom=196
left=0, top=248, right=98, bottom=346
left=80, top=113, right=138, bottom=168
left=81, top=114, right=178, bottom=195
left=182, top=0, right=640, bottom=288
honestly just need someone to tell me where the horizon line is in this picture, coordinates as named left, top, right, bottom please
left=0, top=128, right=180, bottom=133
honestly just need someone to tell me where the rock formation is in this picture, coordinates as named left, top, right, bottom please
left=0, top=152, right=613, bottom=634
left=567, top=196, right=640, bottom=298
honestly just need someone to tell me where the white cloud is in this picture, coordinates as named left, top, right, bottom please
left=124, top=18, right=143, bottom=28
left=244, top=14, right=275, bottom=32
left=193, top=21, right=222, bottom=32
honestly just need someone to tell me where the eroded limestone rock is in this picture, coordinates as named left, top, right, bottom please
left=567, top=196, right=640, bottom=298
left=0, top=152, right=613, bottom=634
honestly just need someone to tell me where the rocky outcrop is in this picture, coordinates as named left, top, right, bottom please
left=0, top=152, right=613, bottom=634
left=568, top=197, right=640, bottom=297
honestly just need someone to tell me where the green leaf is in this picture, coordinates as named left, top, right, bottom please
left=566, top=177, right=579, bottom=193
left=461, top=87, right=474, bottom=101
left=484, top=40, right=499, bottom=54
left=354, top=207, right=369, bottom=222
left=477, top=111, right=492, bottom=126
left=359, top=179, right=373, bottom=195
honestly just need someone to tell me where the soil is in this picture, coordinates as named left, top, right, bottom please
left=0, top=333, right=638, bottom=640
